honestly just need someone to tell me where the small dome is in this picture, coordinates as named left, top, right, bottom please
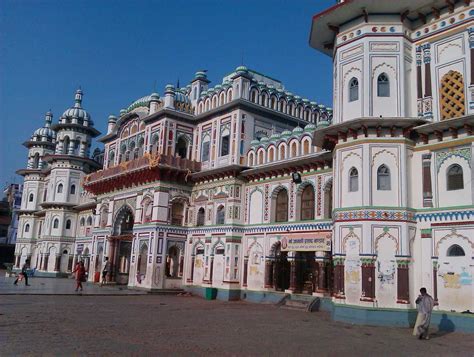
left=250, top=139, right=260, bottom=146
left=194, top=71, right=208, bottom=79
left=120, top=109, right=127, bottom=116
left=32, top=111, right=56, bottom=141
left=260, top=136, right=269, bottom=143
left=270, top=133, right=280, bottom=142
left=61, top=89, right=92, bottom=125
left=150, top=92, right=160, bottom=101
left=292, top=126, right=304, bottom=134
left=304, top=123, right=316, bottom=132
left=235, top=65, right=248, bottom=73
left=108, top=115, right=117, bottom=123
left=281, top=130, right=292, bottom=137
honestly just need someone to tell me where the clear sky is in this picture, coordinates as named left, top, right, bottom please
left=0, top=0, right=334, bottom=188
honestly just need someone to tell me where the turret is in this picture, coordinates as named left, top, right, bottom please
left=164, top=85, right=175, bottom=109
left=107, top=115, right=117, bottom=134
left=190, top=71, right=210, bottom=106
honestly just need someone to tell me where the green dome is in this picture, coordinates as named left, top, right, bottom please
left=304, top=123, right=316, bottom=131
left=250, top=139, right=260, bottom=146
left=292, top=126, right=304, bottom=134
left=281, top=130, right=292, bottom=137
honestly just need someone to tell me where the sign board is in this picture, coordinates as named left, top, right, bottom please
left=280, top=232, right=331, bottom=252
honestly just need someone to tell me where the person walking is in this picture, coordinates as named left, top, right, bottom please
left=72, top=261, right=87, bottom=292
left=414, top=287, right=435, bottom=340
left=14, top=259, right=30, bottom=286
left=100, top=257, right=112, bottom=286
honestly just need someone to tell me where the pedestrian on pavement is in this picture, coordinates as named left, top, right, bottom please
left=14, top=259, right=30, bottom=286
left=100, top=257, right=111, bottom=286
left=72, top=261, right=87, bottom=292
left=413, top=287, right=435, bottom=340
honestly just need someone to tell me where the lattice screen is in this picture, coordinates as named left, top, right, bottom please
left=440, top=70, right=465, bottom=120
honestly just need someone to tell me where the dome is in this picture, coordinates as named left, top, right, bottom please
left=260, top=136, right=269, bottom=143
left=61, top=89, right=92, bottom=125
left=281, top=129, right=292, bottom=137
left=125, top=94, right=154, bottom=113
left=304, top=123, right=316, bottom=132
left=270, top=133, right=280, bottom=141
left=250, top=139, right=260, bottom=146
left=235, top=65, right=248, bottom=73
left=32, top=111, right=56, bottom=141
left=292, top=126, right=304, bottom=134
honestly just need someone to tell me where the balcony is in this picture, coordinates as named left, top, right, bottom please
left=84, top=153, right=201, bottom=195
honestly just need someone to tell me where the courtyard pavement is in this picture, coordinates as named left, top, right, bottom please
left=0, top=270, right=146, bottom=296
left=1, top=293, right=473, bottom=356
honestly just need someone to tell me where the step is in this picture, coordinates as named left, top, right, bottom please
left=147, top=289, right=185, bottom=295
left=285, top=299, right=310, bottom=309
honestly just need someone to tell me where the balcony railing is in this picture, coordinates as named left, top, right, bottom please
left=84, top=153, right=201, bottom=185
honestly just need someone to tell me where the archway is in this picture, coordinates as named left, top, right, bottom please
left=295, top=251, right=315, bottom=294
left=272, top=242, right=290, bottom=291
left=111, top=206, right=135, bottom=284
left=166, top=246, right=180, bottom=278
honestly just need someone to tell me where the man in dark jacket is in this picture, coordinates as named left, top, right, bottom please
left=14, top=259, right=31, bottom=286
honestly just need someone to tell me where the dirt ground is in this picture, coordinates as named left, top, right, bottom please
left=1, top=295, right=473, bottom=356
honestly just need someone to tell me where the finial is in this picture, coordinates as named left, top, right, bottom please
left=45, top=110, right=53, bottom=127
left=74, top=88, right=83, bottom=108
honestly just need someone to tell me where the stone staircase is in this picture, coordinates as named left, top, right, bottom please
left=147, top=288, right=185, bottom=295
left=278, top=294, right=321, bottom=312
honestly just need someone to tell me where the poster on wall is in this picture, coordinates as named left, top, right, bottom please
left=280, top=232, right=332, bottom=252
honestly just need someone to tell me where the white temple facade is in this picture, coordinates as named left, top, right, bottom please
left=14, top=0, right=474, bottom=328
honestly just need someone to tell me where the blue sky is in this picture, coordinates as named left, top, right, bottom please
left=0, top=0, right=334, bottom=187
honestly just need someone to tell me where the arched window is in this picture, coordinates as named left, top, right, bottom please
left=171, top=201, right=184, bottom=226
left=108, top=151, right=115, bottom=167
left=291, top=142, right=297, bottom=157
left=349, top=77, right=359, bottom=102
left=80, top=217, right=85, bottom=226
left=24, top=224, right=30, bottom=233
left=175, top=136, right=188, bottom=159
left=201, top=137, right=210, bottom=162
left=63, top=136, right=70, bottom=154
left=300, top=185, right=315, bottom=221
left=447, top=164, right=464, bottom=191
left=377, top=73, right=390, bottom=97
left=349, top=167, right=359, bottom=192
left=70, top=184, right=76, bottom=195
left=196, top=207, right=205, bottom=226
left=377, top=165, right=391, bottom=190
left=66, top=219, right=71, bottom=230
left=33, top=153, right=40, bottom=169
left=279, top=145, right=285, bottom=160
left=138, top=137, right=145, bottom=157
left=29, top=193, right=34, bottom=202
left=220, top=129, right=230, bottom=156
left=86, top=216, right=92, bottom=226
left=274, top=188, right=288, bottom=222
left=53, top=218, right=59, bottom=229
left=150, top=135, right=159, bottom=154
left=100, top=207, right=108, bottom=228
left=57, top=183, right=63, bottom=194
left=216, top=205, right=225, bottom=225
left=447, top=244, right=465, bottom=257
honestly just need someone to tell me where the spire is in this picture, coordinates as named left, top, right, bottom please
left=74, top=88, right=83, bottom=108
left=45, top=110, right=53, bottom=128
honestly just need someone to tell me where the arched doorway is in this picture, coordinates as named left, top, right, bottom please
left=166, top=246, right=180, bottom=278
left=111, top=206, right=134, bottom=284
left=175, top=136, right=188, bottom=159
left=295, top=251, right=315, bottom=294
left=272, top=242, right=290, bottom=291
left=212, top=244, right=225, bottom=287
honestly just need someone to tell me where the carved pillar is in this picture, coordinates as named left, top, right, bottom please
left=209, top=257, right=214, bottom=284
left=416, top=46, right=423, bottom=117
left=289, top=260, right=297, bottom=292
left=469, top=28, right=474, bottom=112
left=187, top=256, right=195, bottom=283
left=422, top=44, right=433, bottom=119
left=422, top=154, right=433, bottom=207
left=397, top=260, right=410, bottom=304
left=433, top=260, right=439, bottom=303
left=242, top=257, right=248, bottom=287
left=264, top=259, right=273, bottom=288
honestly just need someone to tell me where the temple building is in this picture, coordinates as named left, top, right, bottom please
left=13, top=0, right=474, bottom=327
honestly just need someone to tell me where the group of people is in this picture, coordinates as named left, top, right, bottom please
left=12, top=257, right=113, bottom=292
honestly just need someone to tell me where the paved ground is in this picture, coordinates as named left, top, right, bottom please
left=0, top=272, right=145, bottom=295
left=1, top=293, right=473, bottom=356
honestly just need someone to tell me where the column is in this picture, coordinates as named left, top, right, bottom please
left=68, top=255, right=74, bottom=271
left=39, top=254, right=43, bottom=271
left=209, top=256, right=214, bottom=284
left=264, top=259, right=273, bottom=288
left=433, top=260, right=439, bottom=303
left=416, top=46, right=423, bottom=116
left=187, top=256, right=195, bottom=283
left=422, top=154, right=433, bottom=207
left=15, top=255, right=20, bottom=268
left=318, top=260, right=327, bottom=292
left=469, top=28, right=474, bottom=112
left=242, top=257, right=248, bottom=287
left=332, top=257, right=344, bottom=297
left=397, top=260, right=410, bottom=304
left=422, top=44, right=433, bottom=119
left=43, top=254, right=49, bottom=271
left=312, top=259, right=319, bottom=293
left=289, top=260, right=297, bottom=292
